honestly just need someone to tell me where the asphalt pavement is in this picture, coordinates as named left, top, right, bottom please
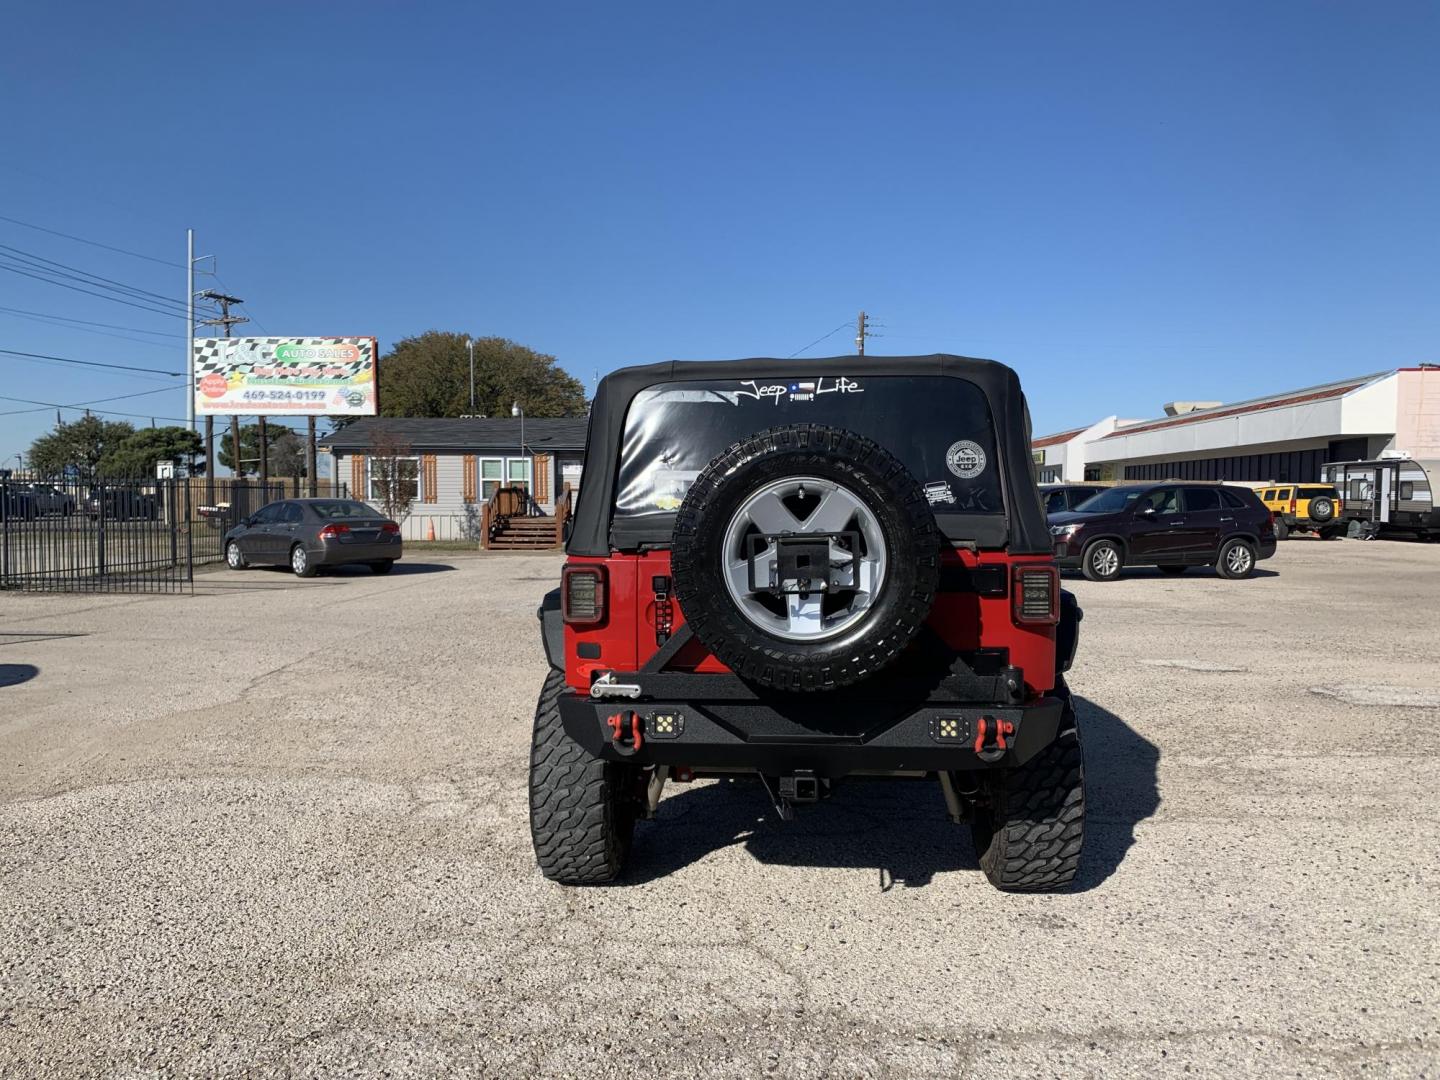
left=1, top=539, right=1437, bottom=1078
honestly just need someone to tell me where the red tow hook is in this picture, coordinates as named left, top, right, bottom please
left=974, top=715, right=1016, bottom=762
left=605, top=711, right=643, bottom=755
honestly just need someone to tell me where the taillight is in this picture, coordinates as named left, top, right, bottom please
left=318, top=523, right=350, bottom=540
left=381, top=522, right=400, bottom=535
left=562, top=564, right=607, bottom=626
left=1012, top=565, right=1060, bottom=625
left=1289, top=496, right=1297, bottom=513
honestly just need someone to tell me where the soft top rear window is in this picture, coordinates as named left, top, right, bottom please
left=615, top=376, right=1004, bottom=529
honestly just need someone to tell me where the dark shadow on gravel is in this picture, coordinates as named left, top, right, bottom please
left=1059, top=567, right=1278, bottom=581
left=0, top=663, right=40, bottom=688
left=620, top=695, right=1159, bottom=893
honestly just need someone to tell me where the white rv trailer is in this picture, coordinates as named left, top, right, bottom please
left=1320, top=457, right=1439, bottom=540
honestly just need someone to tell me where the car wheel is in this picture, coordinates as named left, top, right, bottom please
left=1158, top=565, right=1187, bottom=575
left=1308, top=497, right=1335, bottom=523
left=1319, top=525, right=1343, bottom=540
left=290, top=543, right=317, bottom=578
left=1080, top=539, right=1123, bottom=582
left=1273, top=518, right=1289, bottom=541
left=1216, top=538, right=1257, bottom=579
left=225, top=540, right=249, bottom=570
left=369, top=560, right=394, bottom=574
left=972, top=677, right=1085, bottom=893
left=529, top=669, right=639, bottom=884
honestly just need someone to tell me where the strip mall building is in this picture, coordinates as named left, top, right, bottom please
left=1033, top=367, right=1440, bottom=485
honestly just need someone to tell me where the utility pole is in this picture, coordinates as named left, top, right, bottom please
left=855, top=311, right=869, bottom=357
left=199, top=291, right=249, bottom=498
left=186, top=229, right=195, bottom=432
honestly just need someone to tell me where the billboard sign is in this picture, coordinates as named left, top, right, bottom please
left=194, top=336, right=378, bottom=416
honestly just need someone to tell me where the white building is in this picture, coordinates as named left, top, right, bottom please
left=1032, top=367, right=1440, bottom=486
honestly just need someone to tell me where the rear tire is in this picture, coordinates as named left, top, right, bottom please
left=529, top=670, right=638, bottom=884
left=1080, top=539, right=1123, bottom=582
left=1309, top=496, right=1335, bottom=523
left=1274, top=518, right=1289, bottom=541
left=370, top=560, right=394, bottom=574
left=972, top=681, right=1085, bottom=893
left=290, top=543, right=318, bottom=578
left=1215, top=538, right=1257, bottom=579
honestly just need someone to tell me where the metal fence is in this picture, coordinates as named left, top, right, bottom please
left=0, top=477, right=348, bottom=593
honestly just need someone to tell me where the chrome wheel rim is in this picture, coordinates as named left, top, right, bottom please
left=721, top=476, right=886, bottom=642
left=1226, top=545, right=1252, bottom=574
left=226, top=542, right=241, bottom=568
left=291, top=546, right=306, bottom=574
left=1093, top=545, right=1119, bottom=577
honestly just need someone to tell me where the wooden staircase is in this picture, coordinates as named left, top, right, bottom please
left=488, top=514, right=560, bottom=550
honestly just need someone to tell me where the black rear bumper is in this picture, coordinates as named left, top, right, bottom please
left=559, top=687, right=1063, bottom=777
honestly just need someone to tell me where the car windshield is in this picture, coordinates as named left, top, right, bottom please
left=309, top=500, right=382, bottom=520
left=1071, top=487, right=1145, bottom=513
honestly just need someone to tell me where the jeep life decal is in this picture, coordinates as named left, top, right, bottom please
left=734, top=376, right=864, bottom=404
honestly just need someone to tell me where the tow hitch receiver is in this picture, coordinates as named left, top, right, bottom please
left=760, top=770, right=827, bottom=821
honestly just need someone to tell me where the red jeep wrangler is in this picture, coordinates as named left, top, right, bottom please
left=531, top=355, right=1084, bottom=892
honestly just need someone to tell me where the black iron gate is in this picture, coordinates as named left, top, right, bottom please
left=0, top=477, right=306, bottom=593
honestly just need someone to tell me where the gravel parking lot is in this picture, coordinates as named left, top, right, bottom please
left=2, top=540, right=1437, bottom=1078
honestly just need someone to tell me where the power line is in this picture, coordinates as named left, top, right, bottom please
left=0, top=346, right=184, bottom=377
left=0, top=244, right=192, bottom=312
left=0, top=212, right=186, bottom=269
left=0, top=304, right=181, bottom=337
left=787, top=320, right=853, bottom=359
left=0, top=262, right=194, bottom=321
left=0, top=306, right=185, bottom=349
left=212, top=274, right=270, bottom=335
left=0, top=386, right=180, bottom=417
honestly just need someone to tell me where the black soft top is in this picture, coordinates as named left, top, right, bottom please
left=568, top=354, right=1049, bottom=556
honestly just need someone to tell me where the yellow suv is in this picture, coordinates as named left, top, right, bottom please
left=1256, top=483, right=1344, bottom=540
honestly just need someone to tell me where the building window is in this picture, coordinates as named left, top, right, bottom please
left=480, top=458, right=504, bottom=501
left=479, top=457, right=532, bottom=500
left=369, top=457, right=420, bottom=505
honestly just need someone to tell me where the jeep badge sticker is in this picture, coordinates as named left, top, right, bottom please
left=923, top=481, right=957, bottom=506
left=945, top=440, right=987, bottom=479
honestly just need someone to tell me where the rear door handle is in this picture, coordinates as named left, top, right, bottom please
left=1166, top=520, right=1184, bottom=526
left=1219, top=516, right=1233, bottom=522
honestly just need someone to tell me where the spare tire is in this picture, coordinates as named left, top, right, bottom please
left=671, top=424, right=940, bottom=692
left=1309, top=496, right=1335, bottom=523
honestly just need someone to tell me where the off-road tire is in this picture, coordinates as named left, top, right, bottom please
left=1274, top=518, right=1289, bottom=541
left=529, top=670, right=638, bottom=884
left=670, top=424, right=940, bottom=692
left=1319, top=525, right=1344, bottom=541
left=1080, top=539, right=1123, bottom=582
left=1308, top=496, right=1335, bottom=523
left=971, top=680, right=1084, bottom=892
left=1215, top=537, right=1257, bottom=579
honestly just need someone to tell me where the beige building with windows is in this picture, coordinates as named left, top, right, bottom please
left=320, top=417, right=588, bottom=541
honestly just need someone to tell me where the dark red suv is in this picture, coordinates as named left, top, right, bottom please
left=1048, top=483, right=1276, bottom=581
left=532, top=355, right=1085, bottom=892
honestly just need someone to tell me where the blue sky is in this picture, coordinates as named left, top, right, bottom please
left=2, top=1, right=1437, bottom=467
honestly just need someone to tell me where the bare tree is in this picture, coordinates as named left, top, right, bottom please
left=368, top=427, right=418, bottom=521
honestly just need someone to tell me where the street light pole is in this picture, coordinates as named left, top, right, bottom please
left=511, top=401, right=525, bottom=490
left=465, top=338, right=476, bottom=413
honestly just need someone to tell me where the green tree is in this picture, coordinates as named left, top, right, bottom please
left=27, top=416, right=136, bottom=477
left=376, top=332, right=587, bottom=419
left=100, top=426, right=203, bottom=477
left=219, top=423, right=297, bottom=477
